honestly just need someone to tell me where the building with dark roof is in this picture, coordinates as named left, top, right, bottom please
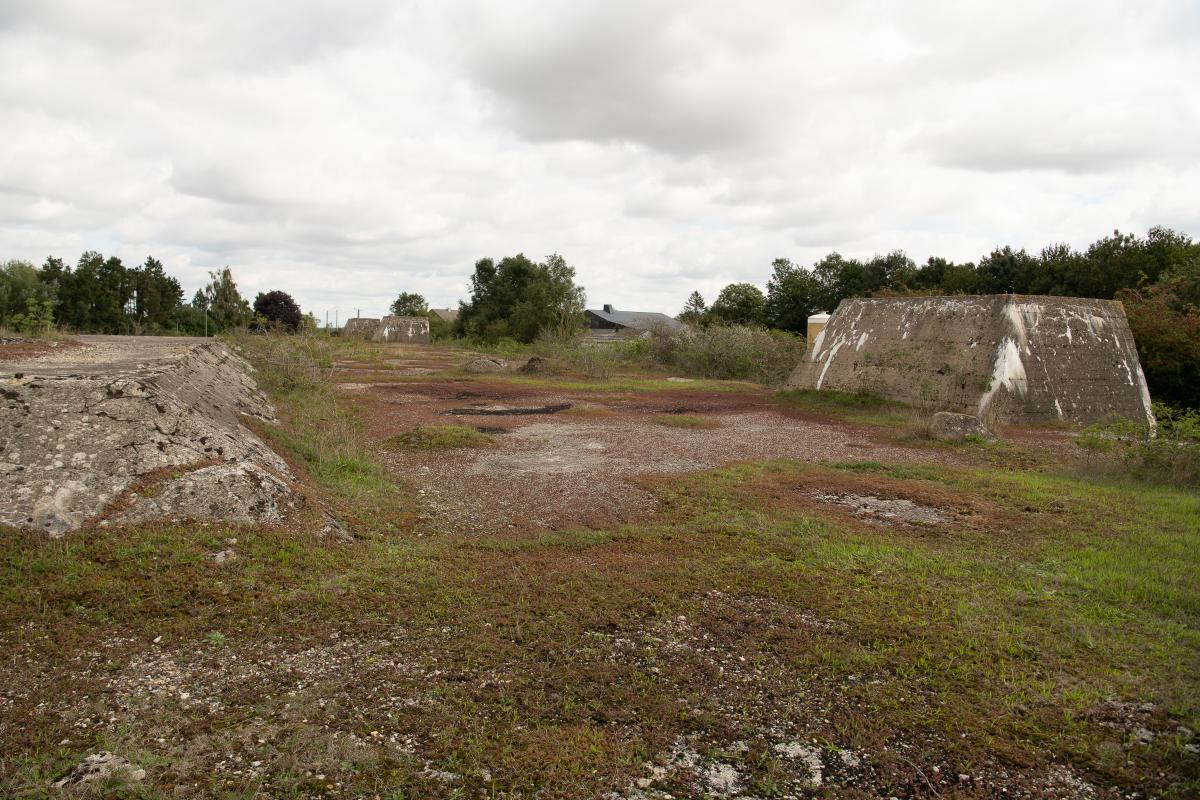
left=583, top=304, right=682, bottom=342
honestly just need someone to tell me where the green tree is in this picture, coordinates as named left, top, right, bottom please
left=1120, top=276, right=1200, bottom=409
left=389, top=292, right=428, bottom=316
left=197, top=268, right=251, bottom=333
left=911, top=257, right=981, bottom=294
left=765, top=259, right=822, bottom=332
left=679, top=291, right=707, bottom=324
left=130, top=257, right=183, bottom=332
left=0, top=259, right=53, bottom=328
left=709, top=283, right=767, bottom=326
left=457, top=252, right=585, bottom=343
left=253, top=290, right=302, bottom=331
left=976, top=246, right=1037, bottom=294
left=10, top=296, right=54, bottom=335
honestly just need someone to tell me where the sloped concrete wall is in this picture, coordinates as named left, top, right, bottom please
left=1, top=338, right=299, bottom=535
left=343, top=317, right=379, bottom=337
left=788, top=295, right=1153, bottom=426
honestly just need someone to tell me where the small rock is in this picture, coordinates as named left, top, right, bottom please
left=208, top=549, right=237, bottom=565
left=53, top=752, right=145, bottom=789
left=518, top=356, right=548, bottom=373
left=930, top=411, right=995, bottom=441
left=465, top=357, right=506, bottom=373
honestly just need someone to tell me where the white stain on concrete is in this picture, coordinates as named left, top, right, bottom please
left=978, top=337, right=1027, bottom=417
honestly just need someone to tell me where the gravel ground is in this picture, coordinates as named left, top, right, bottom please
left=347, top=380, right=969, bottom=535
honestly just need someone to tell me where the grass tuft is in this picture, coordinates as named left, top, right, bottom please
left=384, top=424, right=496, bottom=451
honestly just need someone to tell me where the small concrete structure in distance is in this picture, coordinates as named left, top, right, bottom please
left=806, top=312, right=831, bottom=343
left=787, top=295, right=1154, bottom=426
left=343, top=315, right=430, bottom=344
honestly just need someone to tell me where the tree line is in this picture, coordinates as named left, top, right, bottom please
left=0, top=253, right=309, bottom=335
left=680, top=226, right=1199, bottom=407
left=682, top=226, right=1197, bottom=329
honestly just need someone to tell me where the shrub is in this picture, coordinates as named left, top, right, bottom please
left=384, top=425, right=495, bottom=451
left=1119, top=279, right=1200, bottom=409
left=647, top=324, right=806, bottom=385
left=230, top=329, right=335, bottom=392
left=10, top=297, right=54, bottom=336
left=253, top=290, right=302, bottom=331
left=1076, top=402, right=1200, bottom=488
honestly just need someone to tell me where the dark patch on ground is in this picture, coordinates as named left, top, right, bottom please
left=442, top=403, right=573, bottom=416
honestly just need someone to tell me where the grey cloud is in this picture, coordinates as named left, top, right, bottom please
left=0, top=1, right=1197, bottom=319
left=462, top=3, right=781, bottom=155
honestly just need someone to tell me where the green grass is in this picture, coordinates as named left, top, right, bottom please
left=383, top=424, right=496, bottom=451
left=2, top=460, right=1196, bottom=797
left=1, top=334, right=1196, bottom=798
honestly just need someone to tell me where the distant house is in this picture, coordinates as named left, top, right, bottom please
left=583, top=304, right=682, bottom=343
left=429, top=308, right=459, bottom=324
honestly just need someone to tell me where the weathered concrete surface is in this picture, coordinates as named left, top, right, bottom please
left=788, top=295, right=1154, bottom=426
left=343, top=317, right=379, bottom=337
left=343, top=316, right=430, bottom=343
left=1, top=336, right=299, bottom=535
left=373, top=315, right=430, bottom=344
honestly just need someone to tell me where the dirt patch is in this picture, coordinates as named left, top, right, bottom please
left=350, top=380, right=977, bottom=536
left=0, top=336, right=83, bottom=362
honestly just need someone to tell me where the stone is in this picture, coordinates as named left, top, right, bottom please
left=208, top=548, right=237, bottom=565
left=465, top=357, right=506, bottom=373
left=53, top=751, right=146, bottom=790
left=930, top=411, right=994, bottom=441
left=518, top=356, right=548, bottom=373
left=114, top=462, right=295, bottom=527
left=788, top=295, right=1154, bottom=426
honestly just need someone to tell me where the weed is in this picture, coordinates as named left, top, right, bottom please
left=646, top=324, right=806, bottom=385
left=384, top=425, right=496, bottom=451
left=1076, top=402, right=1200, bottom=489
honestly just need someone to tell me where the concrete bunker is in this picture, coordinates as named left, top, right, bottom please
left=343, top=316, right=430, bottom=344
left=788, top=295, right=1154, bottom=426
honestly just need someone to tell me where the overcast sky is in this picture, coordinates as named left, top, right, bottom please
left=2, top=0, right=1198, bottom=319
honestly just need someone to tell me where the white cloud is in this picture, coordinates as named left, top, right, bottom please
left=0, top=0, right=1197, bottom=318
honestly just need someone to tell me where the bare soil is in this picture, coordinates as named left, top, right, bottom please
left=340, top=379, right=977, bottom=536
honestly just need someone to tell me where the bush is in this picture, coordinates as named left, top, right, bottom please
left=10, top=297, right=54, bottom=336
left=646, top=323, right=806, bottom=385
left=1119, top=278, right=1200, bottom=409
left=228, top=329, right=335, bottom=393
left=1076, top=402, right=1200, bottom=488
left=383, top=425, right=495, bottom=451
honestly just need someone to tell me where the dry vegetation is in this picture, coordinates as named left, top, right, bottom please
left=1, top=332, right=1196, bottom=799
